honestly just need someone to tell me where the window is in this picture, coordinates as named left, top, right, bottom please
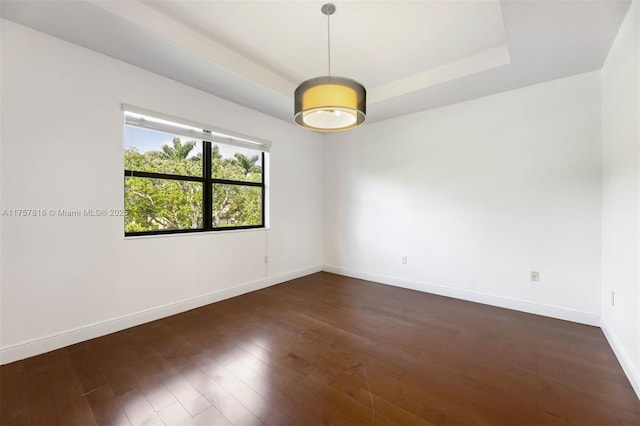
left=123, top=105, right=270, bottom=236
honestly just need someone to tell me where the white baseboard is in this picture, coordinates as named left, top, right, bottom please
left=0, top=265, right=322, bottom=365
left=601, top=322, right=640, bottom=399
left=322, top=265, right=600, bottom=326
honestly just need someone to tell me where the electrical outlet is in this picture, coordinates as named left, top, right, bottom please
left=401, top=256, right=407, bottom=264
left=264, top=255, right=269, bottom=264
left=530, top=271, right=540, bottom=282
left=611, top=291, right=615, bottom=306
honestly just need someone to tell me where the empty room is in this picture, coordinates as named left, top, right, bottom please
left=1, top=0, right=639, bottom=424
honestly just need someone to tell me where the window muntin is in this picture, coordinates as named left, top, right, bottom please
left=123, top=107, right=268, bottom=236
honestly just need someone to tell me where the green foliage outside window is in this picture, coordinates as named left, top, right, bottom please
left=124, top=137, right=263, bottom=233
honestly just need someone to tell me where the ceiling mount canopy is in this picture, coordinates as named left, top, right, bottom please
left=294, top=3, right=366, bottom=132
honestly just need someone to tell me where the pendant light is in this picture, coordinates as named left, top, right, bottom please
left=294, top=3, right=366, bottom=132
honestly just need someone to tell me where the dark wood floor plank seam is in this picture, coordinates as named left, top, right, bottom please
left=2, top=272, right=638, bottom=426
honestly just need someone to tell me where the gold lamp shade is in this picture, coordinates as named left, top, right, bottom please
left=294, top=76, right=366, bottom=132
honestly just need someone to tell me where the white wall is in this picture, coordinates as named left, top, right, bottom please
left=0, top=20, right=324, bottom=363
left=601, top=0, right=640, bottom=397
left=324, top=71, right=602, bottom=325
left=2, top=12, right=638, bottom=404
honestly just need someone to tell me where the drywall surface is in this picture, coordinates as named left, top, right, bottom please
left=601, top=0, right=640, bottom=397
left=0, top=20, right=323, bottom=363
left=324, top=71, right=602, bottom=325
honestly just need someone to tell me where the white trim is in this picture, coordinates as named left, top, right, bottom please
left=0, top=265, right=322, bottom=365
left=122, top=103, right=271, bottom=152
left=322, top=265, right=600, bottom=326
left=601, top=322, right=640, bottom=399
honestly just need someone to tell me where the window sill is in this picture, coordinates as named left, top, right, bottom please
left=123, top=226, right=270, bottom=240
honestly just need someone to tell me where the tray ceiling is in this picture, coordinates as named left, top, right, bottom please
left=1, top=0, right=631, bottom=124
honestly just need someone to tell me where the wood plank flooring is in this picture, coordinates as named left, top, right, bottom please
left=1, top=272, right=638, bottom=425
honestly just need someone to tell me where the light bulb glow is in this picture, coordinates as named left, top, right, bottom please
left=303, top=108, right=357, bottom=129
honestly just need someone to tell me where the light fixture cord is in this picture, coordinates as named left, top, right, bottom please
left=327, top=11, right=331, bottom=76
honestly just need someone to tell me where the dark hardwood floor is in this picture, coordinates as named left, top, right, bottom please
left=1, top=272, right=638, bottom=425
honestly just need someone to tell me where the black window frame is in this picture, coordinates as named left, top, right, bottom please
left=124, top=140, right=266, bottom=237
